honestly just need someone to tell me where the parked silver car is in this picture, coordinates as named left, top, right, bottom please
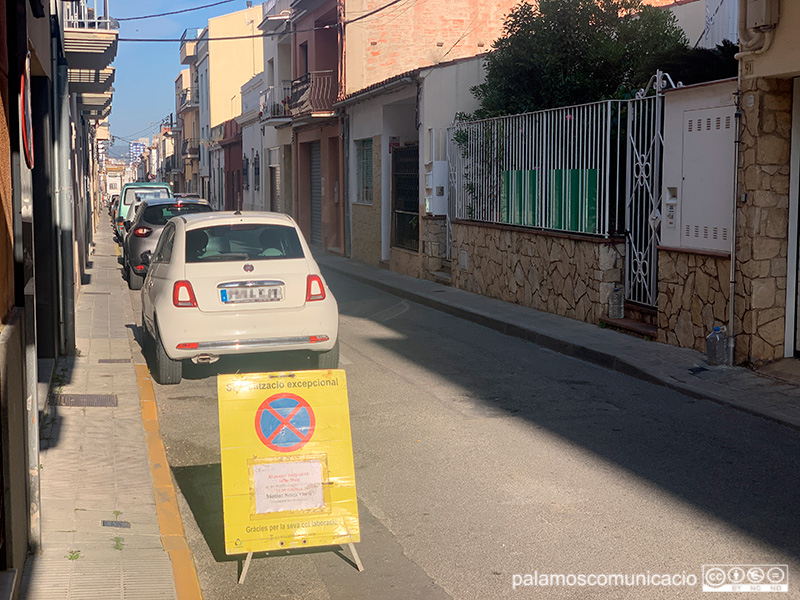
left=123, top=197, right=212, bottom=290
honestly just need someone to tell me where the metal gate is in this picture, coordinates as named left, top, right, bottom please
left=392, top=145, right=419, bottom=251
left=309, top=141, right=322, bottom=245
left=625, top=92, right=665, bottom=307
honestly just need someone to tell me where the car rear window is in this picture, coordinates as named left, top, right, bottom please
left=123, top=187, right=171, bottom=205
left=185, top=224, right=305, bottom=263
left=142, top=203, right=212, bottom=226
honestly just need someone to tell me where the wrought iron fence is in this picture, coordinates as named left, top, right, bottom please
left=448, top=100, right=625, bottom=237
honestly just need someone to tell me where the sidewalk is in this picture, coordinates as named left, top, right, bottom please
left=315, top=253, right=800, bottom=431
left=20, top=229, right=193, bottom=599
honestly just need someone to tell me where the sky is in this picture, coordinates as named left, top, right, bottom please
left=107, top=0, right=251, bottom=159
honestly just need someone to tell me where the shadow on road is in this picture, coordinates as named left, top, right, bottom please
left=172, top=463, right=353, bottom=567
left=328, top=270, right=800, bottom=564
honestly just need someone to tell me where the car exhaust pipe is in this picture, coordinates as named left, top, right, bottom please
left=192, top=354, right=220, bottom=365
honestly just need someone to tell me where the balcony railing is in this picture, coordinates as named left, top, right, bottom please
left=164, top=155, right=181, bottom=174
left=182, top=138, right=200, bottom=157
left=178, top=87, right=199, bottom=111
left=63, top=0, right=117, bottom=29
left=289, top=71, right=336, bottom=117
left=260, top=82, right=293, bottom=119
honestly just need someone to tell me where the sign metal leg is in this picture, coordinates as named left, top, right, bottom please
left=238, top=552, right=254, bottom=584
left=348, top=542, right=364, bottom=572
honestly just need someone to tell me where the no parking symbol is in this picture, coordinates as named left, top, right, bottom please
left=255, top=393, right=316, bottom=453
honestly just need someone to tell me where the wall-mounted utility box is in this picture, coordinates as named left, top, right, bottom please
left=661, top=79, right=737, bottom=253
left=746, top=0, right=780, bottom=30
left=424, top=160, right=448, bottom=215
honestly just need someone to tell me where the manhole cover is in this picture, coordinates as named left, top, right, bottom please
left=98, top=358, right=131, bottom=364
left=50, top=394, right=118, bottom=407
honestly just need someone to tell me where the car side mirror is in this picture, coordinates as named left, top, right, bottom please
left=124, top=221, right=132, bottom=232
left=140, top=250, right=152, bottom=270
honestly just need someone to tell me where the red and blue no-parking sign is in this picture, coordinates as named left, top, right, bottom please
left=254, top=393, right=316, bottom=453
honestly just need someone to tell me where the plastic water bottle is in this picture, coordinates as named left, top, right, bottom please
left=705, top=326, right=728, bottom=365
left=608, top=287, right=624, bottom=319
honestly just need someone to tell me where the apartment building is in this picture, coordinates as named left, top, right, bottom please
left=195, top=5, right=265, bottom=204
left=257, top=0, right=294, bottom=215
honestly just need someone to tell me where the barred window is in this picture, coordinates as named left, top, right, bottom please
left=253, top=152, right=261, bottom=191
left=355, top=138, right=373, bottom=204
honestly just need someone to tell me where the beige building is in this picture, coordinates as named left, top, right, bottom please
left=174, top=65, right=199, bottom=193
left=197, top=5, right=265, bottom=200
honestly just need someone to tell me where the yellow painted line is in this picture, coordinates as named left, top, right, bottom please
left=115, top=243, right=120, bottom=256
left=136, top=363, right=204, bottom=599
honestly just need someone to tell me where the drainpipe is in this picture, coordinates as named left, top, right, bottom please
left=728, top=102, right=741, bottom=366
left=55, top=52, right=76, bottom=354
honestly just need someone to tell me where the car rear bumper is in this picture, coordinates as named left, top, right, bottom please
left=156, top=301, right=338, bottom=360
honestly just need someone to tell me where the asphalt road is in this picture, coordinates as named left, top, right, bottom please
left=130, top=267, right=800, bottom=599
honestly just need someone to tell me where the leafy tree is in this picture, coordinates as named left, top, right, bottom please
left=635, top=39, right=739, bottom=86
left=471, top=0, right=688, bottom=118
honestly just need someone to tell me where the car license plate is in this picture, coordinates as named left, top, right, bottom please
left=220, top=285, right=283, bottom=303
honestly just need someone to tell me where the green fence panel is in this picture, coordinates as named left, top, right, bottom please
left=501, top=170, right=538, bottom=226
left=549, top=168, right=598, bottom=233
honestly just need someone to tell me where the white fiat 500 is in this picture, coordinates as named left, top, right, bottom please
left=140, top=212, right=339, bottom=384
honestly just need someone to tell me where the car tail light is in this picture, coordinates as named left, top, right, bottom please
left=309, top=335, right=330, bottom=344
left=173, top=280, right=198, bottom=307
left=134, top=264, right=146, bottom=272
left=306, top=275, right=326, bottom=302
left=133, top=227, right=152, bottom=237
left=176, top=342, right=199, bottom=350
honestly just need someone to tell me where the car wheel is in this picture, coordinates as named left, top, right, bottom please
left=128, top=264, right=144, bottom=290
left=153, top=326, right=182, bottom=385
left=140, top=317, right=153, bottom=358
left=316, top=339, right=339, bottom=369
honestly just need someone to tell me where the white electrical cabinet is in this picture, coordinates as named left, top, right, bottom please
left=425, top=160, right=448, bottom=215
left=661, top=80, right=737, bottom=253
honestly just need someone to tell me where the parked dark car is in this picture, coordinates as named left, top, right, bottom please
left=123, top=197, right=212, bottom=289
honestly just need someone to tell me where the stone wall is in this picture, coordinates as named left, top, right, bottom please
left=658, top=249, right=731, bottom=353
left=421, top=215, right=447, bottom=280
left=735, top=77, right=792, bottom=365
left=350, top=135, right=382, bottom=266
left=390, top=247, right=421, bottom=278
left=451, top=222, right=624, bottom=324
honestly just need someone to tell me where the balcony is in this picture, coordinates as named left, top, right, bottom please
left=182, top=138, right=200, bottom=158
left=180, top=28, right=200, bottom=65
left=289, top=71, right=336, bottom=119
left=164, top=155, right=181, bottom=174
left=62, top=1, right=118, bottom=120
left=178, top=87, right=199, bottom=112
left=260, top=82, right=293, bottom=121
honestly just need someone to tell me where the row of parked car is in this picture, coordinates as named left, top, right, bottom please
left=113, top=182, right=340, bottom=385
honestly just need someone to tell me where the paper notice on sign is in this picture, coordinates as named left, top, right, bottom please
left=253, top=460, right=324, bottom=514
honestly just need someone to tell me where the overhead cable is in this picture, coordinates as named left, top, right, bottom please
left=118, top=0, right=412, bottom=42
left=116, top=0, right=236, bottom=22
